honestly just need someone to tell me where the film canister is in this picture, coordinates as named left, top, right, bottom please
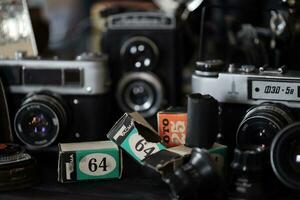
left=186, top=93, right=218, bottom=149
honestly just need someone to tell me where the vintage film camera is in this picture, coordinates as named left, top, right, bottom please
left=192, top=61, right=300, bottom=147
left=192, top=61, right=300, bottom=193
left=0, top=52, right=111, bottom=150
left=102, top=12, right=182, bottom=118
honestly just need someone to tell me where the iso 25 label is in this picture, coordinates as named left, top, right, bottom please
left=128, top=132, right=163, bottom=161
left=79, top=153, right=116, bottom=176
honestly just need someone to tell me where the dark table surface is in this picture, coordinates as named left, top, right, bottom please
left=1, top=151, right=299, bottom=200
left=0, top=152, right=170, bottom=200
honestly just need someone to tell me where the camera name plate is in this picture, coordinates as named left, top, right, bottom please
left=250, top=79, right=300, bottom=102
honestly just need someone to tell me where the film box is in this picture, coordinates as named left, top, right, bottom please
left=157, top=107, right=187, bottom=147
left=107, top=112, right=227, bottom=176
left=58, top=141, right=122, bottom=183
left=107, top=112, right=166, bottom=163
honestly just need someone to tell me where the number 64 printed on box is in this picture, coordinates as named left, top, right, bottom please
left=121, top=129, right=165, bottom=162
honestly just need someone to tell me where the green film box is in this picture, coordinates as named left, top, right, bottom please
left=58, top=141, right=122, bottom=183
left=107, top=112, right=166, bottom=163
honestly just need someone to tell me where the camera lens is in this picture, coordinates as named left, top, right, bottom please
left=236, top=103, right=294, bottom=149
left=125, top=81, right=154, bottom=111
left=271, top=122, right=300, bottom=190
left=117, top=72, right=163, bottom=117
left=14, top=93, right=67, bottom=149
left=120, top=36, right=159, bottom=70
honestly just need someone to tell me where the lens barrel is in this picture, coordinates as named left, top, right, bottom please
left=116, top=72, right=163, bottom=117
left=271, top=122, right=300, bottom=191
left=14, top=93, right=67, bottom=149
left=236, top=103, right=294, bottom=149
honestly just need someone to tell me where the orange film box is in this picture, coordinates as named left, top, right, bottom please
left=157, top=107, right=187, bottom=147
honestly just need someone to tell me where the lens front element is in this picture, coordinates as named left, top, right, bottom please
left=271, top=122, right=300, bottom=190
left=14, top=94, right=66, bottom=149
left=237, top=103, right=294, bottom=149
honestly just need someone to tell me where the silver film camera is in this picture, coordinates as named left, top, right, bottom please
left=192, top=61, right=300, bottom=108
left=0, top=52, right=111, bottom=150
left=192, top=60, right=300, bottom=148
left=192, top=60, right=300, bottom=191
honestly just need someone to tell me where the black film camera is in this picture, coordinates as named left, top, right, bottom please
left=0, top=52, right=111, bottom=150
left=102, top=12, right=182, bottom=118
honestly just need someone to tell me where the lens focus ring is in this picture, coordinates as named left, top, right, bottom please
left=116, top=72, right=163, bottom=118
left=14, top=94, right=67, bottom=149
left=271, top=122, right=300, bottom=190
left=236, top=103, right=294, bottom=149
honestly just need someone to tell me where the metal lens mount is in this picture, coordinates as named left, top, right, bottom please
left=236, top=103, right=294, bottom=149
left=14, top=93, right=67, bottom=149
left=117, top=72, right=163, bottom=118
left=271, top=122, right=300, bottom=190
left=120, top=36, right=159, bottom=71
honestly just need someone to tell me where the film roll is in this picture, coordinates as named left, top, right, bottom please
left=186, top=93, right=219, bottom=149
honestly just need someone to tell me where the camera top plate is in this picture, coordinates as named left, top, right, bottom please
left=0, top=53, right=110, bottom=95
left=192, top=64, right=300, bottom=108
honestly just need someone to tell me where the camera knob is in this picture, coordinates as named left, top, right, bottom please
left=76, top=52, right=103, bottom=61
left=240, top=65, right=256, bottom=73
left=195, top=60, right=223, bottom=77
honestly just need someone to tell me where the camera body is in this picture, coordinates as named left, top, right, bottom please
left=0, top=52, right=111, bottom=150
left=192, top=61, right=300, bottom=147
left=102, top=12, right=182, bottom=118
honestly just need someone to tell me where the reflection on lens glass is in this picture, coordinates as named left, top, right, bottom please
left=289, top=140, right=300, bottom=174
left=271, top=122, right=300, bottom=190
left=238, top=119, right=278, bottom=148
left=124, top=81, right=154, bottom=112
left=21, top=112, right=52, bottom=140
left=129, top=85, right=149, bottom=106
